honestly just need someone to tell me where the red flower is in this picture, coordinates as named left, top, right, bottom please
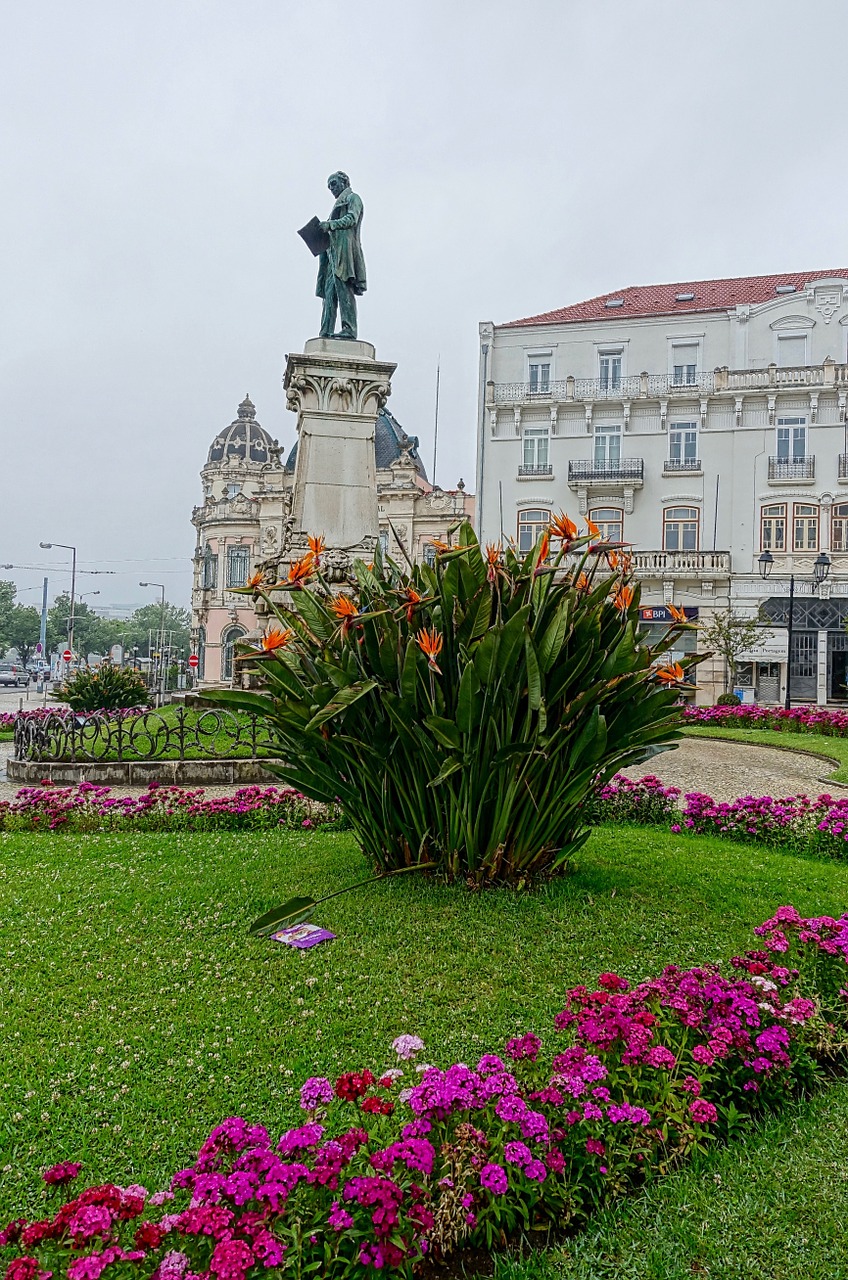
left=42, top=1160, right=82, bottom=1186
left=134, top=1222, right=167, bottom=1249
left=597, top=972, right=629, bottom=992
left=361, top=1096, right=395, bottom=1116
left=334, top=1070, right=375, bottom=1102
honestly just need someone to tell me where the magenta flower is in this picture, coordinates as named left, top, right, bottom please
left=299, top=1077, right=334, bottom=1112
left=42, top=1161, right=82, bottom=1186
left=689, top=1098, right=719, bottom=1125
left=479, top=1163, right=508, bottom=1195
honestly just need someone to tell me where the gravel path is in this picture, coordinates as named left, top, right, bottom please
left=618, top=736, right=838, bottom=803
left=0, top=735, right=840, bottom=808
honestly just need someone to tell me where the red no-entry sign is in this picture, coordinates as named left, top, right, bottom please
left=62, top=649, right=72, bottom=662
left=188, top=654, right=200, bottom=669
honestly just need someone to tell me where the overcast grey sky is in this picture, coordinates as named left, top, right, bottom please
left=2, top=0, right=847, bottom=613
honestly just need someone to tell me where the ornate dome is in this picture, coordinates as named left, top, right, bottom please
left=207, top=396, right=275, bottom=466
left=285, top=407, right=428, bottom=479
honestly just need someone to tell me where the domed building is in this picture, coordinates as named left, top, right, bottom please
left=191, top=395, right=474, bottom=686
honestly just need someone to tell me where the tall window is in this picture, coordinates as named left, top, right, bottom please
left=793, top=503, right=819, bottom=552
left=594, top=423, right=621, bottom=467
left=196, top=626, right=206, bottom=680
left=663, top=506, right=699, bottom=552
left=776, top=417, right=807, bottom=460
left=523, top=426, right=550, bottom=471
left=202, top=545, right=218, bottom=589
left=378, top=531, right=389, bottom=558
left=517, top=509, right=550, bottom=554
left=589, top=507, right=624, bottom=542
left=423, top=542, right=437, bottom=567
left=221, top=625, right=246, bottom=682
left=672, top=344, right=698, bottom=385
left=598, top=351, right=622, bottom=391
left=833, top=502, right=848, bottom=552
left=778, top=334, right=807, bottom=367
left=761, top=503, right=787, bottom=552
left=668, top=423, right=698, bottom=468
left=226, top=545, right=250, bottom=587
left=528, top=359, right=551, bottom=393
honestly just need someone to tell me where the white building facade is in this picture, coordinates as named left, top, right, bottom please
left=477, top=269, right=848, bottom=705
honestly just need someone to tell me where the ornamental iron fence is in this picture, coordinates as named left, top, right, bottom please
left=13, top=707, right=276, bottom=764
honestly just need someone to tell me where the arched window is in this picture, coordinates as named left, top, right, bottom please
left=196, top=626, right=206, bottom=680
left=793, top=502, right=819, bottom=552
left=833, top=502, right=848, bottom=552
left=761, top=503, right=786, bottom=552
left=588, top=507, right=624, bottom=542
left=663, top=506, right=699, bottom=552
left=221, top=625, right=246, bottom=682
left=517, top=509, right=550, bottom=554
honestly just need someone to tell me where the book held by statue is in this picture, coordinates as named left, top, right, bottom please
left=298, top=217, right=330, bottom=256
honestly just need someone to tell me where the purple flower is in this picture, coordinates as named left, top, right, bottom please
left=503, top=1141, right=532, bottom=1167
left=392, top=1034, right=425, bottom=1060
left=299, top=1077, right=334, bottom=1112
left=689, top=1098, right=718, bottom=1125
left=328, top=1201, right=354, bottom=1231
left=479, top=1163, right=508, bottom=1195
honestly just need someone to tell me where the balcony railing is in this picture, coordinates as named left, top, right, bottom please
left=768, top=455, right=816, bottom=480
left=664, top=458, right=701, bottom=472
left=631, top=550, right=731, bottom=577
left=568, top=458, right=644, bottom=484
left=840, top=455, right=848, bottom=480
left=517, top=463, right=553, bottom=477
left=492, top=359, right=848, bottom=406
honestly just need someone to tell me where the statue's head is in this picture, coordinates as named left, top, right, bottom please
left=327, top=171, right=350, bottom=197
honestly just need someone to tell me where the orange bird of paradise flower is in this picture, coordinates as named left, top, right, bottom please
left=260, top=626, right=294, bottom=653
left=287, top=553, right=314, bottom=587
left=612, top=584, right=634, bottom=612
left=402, top=585, right=422, bottom=622
left=655, top=662, right=685, bottom=684
left=247, top=571, right=265, bottom=589
left=667, top=603, right=687, bottom=623
left=574, top=571, right=590, bottom=593
left=429, top=538, right=451, bottom=554
left=307, top=534, right=325, bottom=559
left=485, top=542, right=503, bottom=583
left=550, top=512, right=578, bottom=543
left=586, top=517, right=603, bottom=539
left=536, top=531, right=550, bottom=565
left=416, top=627, right=443, bottom=672
left=330, top=594, right=359, bottom=635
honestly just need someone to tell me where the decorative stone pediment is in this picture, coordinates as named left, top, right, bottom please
left=805, top=278, right=848, bottom=323
left=770, top=314, right=816, bottom=330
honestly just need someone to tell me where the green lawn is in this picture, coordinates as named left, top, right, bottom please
left=683, top=724, right=848, bottom=783
left=2, top=825, right=848, bottom=1277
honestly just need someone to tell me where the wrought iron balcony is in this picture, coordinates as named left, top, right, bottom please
left=631, top=550, right=731, bottom=578
left=664, top=458, right=702, bottom=472
left=840, top=454, right=848, bottom=481
left=768, top=455, right=815, bottom=481
left=517, top=463, right=553, bottom=477
left=568, top=458, right=644, bottom=486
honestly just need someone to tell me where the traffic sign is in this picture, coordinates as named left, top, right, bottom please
left=62, top=649, right=72, bottom=662
left=188, top=653, right=200, bottom=669
left=35, top=642, right=43, bottom=655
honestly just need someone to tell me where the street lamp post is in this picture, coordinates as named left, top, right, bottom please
left=40, top=541, right=76, bottom=666
left=758, top=550, right=831, bottom=710
left=139, top=582, right=166, bottom=703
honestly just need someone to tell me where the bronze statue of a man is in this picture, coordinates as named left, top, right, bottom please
left=316, top=171, right=366, bottom=340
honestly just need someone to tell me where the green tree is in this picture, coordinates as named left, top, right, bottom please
left=699, top=607, right=764, bottom=692
left=46, top=594, right=124, bottom=659
left=4, top=605, right=42, bottom=665
left=0, top=581, right=17, bottom=656
left=121, top=603, right=192, bottom=662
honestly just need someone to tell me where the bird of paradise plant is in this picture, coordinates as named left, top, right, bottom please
left=206, top=522, right=699, bottom=885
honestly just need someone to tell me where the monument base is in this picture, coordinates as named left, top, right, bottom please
left=284, top=338, right=397, bottom=555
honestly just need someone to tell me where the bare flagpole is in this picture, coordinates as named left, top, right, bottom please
left=432, top=357, right=441, bottom=485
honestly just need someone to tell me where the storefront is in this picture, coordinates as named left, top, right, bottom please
left=638, top=606, right=699, bottom=696
left=755, top=597, right=848, bottom=704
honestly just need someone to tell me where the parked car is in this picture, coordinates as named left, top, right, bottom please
left=0, top=662, right=29, bottom=687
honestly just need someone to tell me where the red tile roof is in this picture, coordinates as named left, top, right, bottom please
left=502, top=269, right=848, bottom=328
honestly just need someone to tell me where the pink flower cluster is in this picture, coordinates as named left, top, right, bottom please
left=4, top=909, right=848, bottom=1278
left=683, top=703, right=848, bottom=736
left=0, top=782, right=344, bottom=834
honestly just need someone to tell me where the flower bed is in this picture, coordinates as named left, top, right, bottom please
left=683, top=704, right=848, bottom=736
left=591, top=775, right=848, bottom=861
left=2, top=908, right=846, bottom=1278
left=0, top=783, right=345, bottom=833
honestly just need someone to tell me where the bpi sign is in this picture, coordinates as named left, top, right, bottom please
left=639, top=606, right=699, bottom=623
left=188, top=654, right=200, bottom=670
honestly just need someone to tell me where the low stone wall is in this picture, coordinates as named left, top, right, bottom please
left=6, top=758, right=283, bottom=787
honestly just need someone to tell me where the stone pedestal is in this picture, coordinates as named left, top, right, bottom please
left=284, top=338, right=396, bottom=564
